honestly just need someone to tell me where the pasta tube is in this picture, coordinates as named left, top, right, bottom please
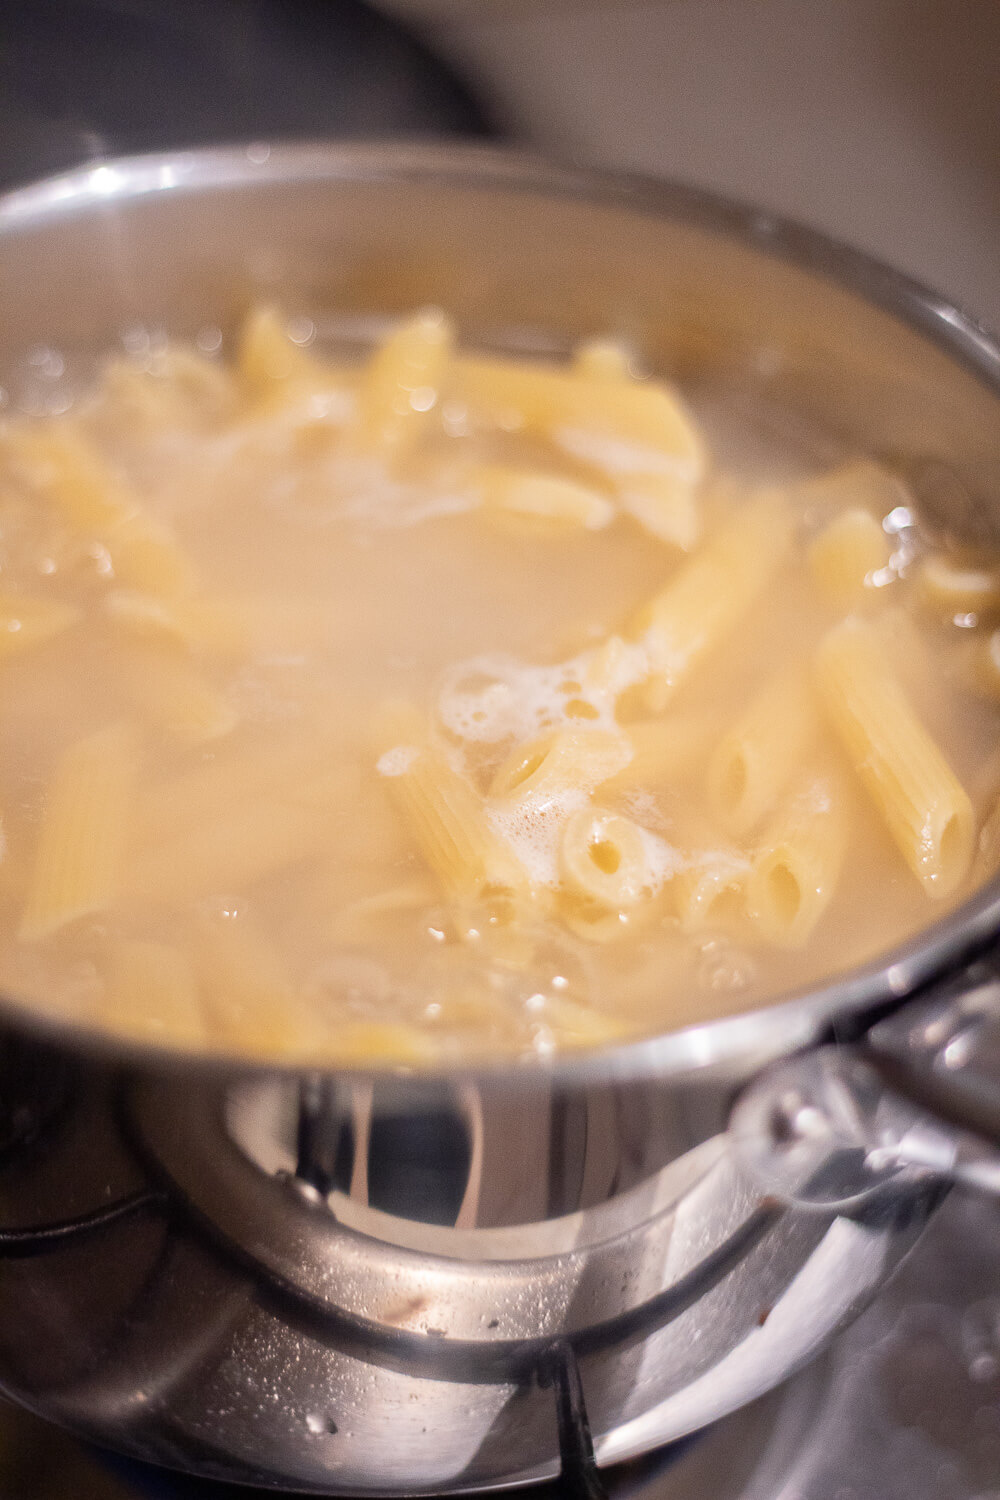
left=706, top=666, right=817, bottom=836
left=476, top=465, right=614, bottom=531
left=20, top=723, right=138, bottom=940
left=572, top=338, right=634, bottom=382
left=617, top=473, right=701, bottom=551
left=4, top=421, right=195, bottom=596
left=560, top=807, right=650, bottom=908
left=815, top=617, right=974, bottom=897
left=350, top=308, right=452, bottom=456
left=489, top=728, right=632, bottom=801
left=601, top=714, right=710, bottom=795
left=237, top=304, right=355, bottom=416
left=747, top=776, right=847, bottom=946
left=194, top=913, right=315, bottom=1056
left=672, top=850, right=749, bottom=933
left=378, top=733, right=525, bottom=899
left=453, top=355, right=705, bottom=482
left=130, top=762, right=358, bottom=905
left=631, top=490, right=794, bottom=705
left=116, top=641, right=238, bottom=745
left=807, top=508, right=890, bottom=605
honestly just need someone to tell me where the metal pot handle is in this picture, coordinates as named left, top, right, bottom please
left=729, top=954, right=1000, bottom=1211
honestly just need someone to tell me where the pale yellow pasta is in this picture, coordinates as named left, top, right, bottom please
left=706, top=666, right=817, bottom=836
left=453, top=354, right=706, bottom=481
left=631, top=490, right=794, bottom=706
left=601, top=714, right=710, bottom=795
left=131, top=762, right=358, bottom=905
left=918, top=553, right=1000, bottom=619
left=795, top=457, right=910, bottom=513
left=99, top=935, right=205, bottom=1047
left=671, top=850, right=749, bottom=933
left=807, top=507, right=891, bottom=605
left=975, top=791, right=1000, bottom=883
left=20, top=722, right=138, bottom=941
left=572, top=338, right=634, bottom=382
left=100, top=347, right=238, bottom=431
left=116, top=641, right=238, bottom=745
left=3, top=422, right=195, bottom=596
left=747, top=776, right=847, bottom=947
left=617, top=472, right=701, bottom=551
left=0, top=594, right=81, bottom=659
left=237, top=305, right=355, bottom=416
left=971, top=629, right=1000, bottom=700
left=350, top=308, right=453, bottom=456
left=194, top=912, right=316, bottom=1056
left=377, top=732, right=526, bottom=899
left=476, top=465, right=614, bottom=531
left=489, top=728, right=632, bottom=801
left=815, top=617, right=974, bottom=897
left=560, top=807, right=650, bottom=909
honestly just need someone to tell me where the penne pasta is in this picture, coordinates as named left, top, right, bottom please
left=453, top=354, right=706, bottom=484
left=815, top=617, right=974, bottom=897
left=807, top=507, right=891, bottom=605
left=706, top=666, right=818, bottom=836
left=747, top=775, right=847, bottom=946
left=377, top=729, right=526, bottom=900
left=617, top=472, right=701, bottom=552
left=20, top=722, right=138, bottom=941
left=671, top=849, right=749, bottom=933
left=630, top=490, right=794, bottom=706
left=559, top=807, right=650, bottom=909
left=3, top=421, right=195, bottom=596
left=237, top=304, right=356, bottom=418
left=601, top=714, right=710, bottom=795
left=194, top=912, right=315, bottom=1056
left=116, top=640, right=238, bottom=745
left=489, top=727, right=632, bottom=802
left=350, top=307, right=453, bottom=456
left=130, top=761, right=360, bottom=906
left=475, top=465, right=614, bottom=531
left=572, top=337, right=634, bottom=382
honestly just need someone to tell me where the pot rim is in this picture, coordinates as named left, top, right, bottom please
left=1, top=137, right=999, bottom=1083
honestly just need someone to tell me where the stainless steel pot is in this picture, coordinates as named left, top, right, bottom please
left=0, top=143, right=999, bottom=1496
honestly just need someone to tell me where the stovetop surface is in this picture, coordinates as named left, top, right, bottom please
left=1, top=1190, right=997, bottom=1500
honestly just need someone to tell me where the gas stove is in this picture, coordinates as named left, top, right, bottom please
left=1, top=1189, right=997, bottom=1499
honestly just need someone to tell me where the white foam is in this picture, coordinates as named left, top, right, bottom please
left=487, top=786, right=589, bottom=887
left=437, top=637, right=651, bottom=746
left=377, top=745, right=419, bottom=777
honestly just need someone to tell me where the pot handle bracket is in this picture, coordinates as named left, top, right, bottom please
left=730, top=955, right=1000, bottom=1212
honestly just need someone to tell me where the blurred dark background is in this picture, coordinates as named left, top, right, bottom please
left=0, top=0, right=997, bottom=327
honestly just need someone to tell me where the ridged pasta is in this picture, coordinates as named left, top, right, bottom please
left=601, top=714, right=710, bottom=795
left=131, top=761, right=357, bottom=905
left=489, top=727, right=632, bottom=802
left=572, top=338, right=634, bottom=382
left=747, top=775, right=847, bottom=946
left=377, top=728, right=526, bottom=899
left=4, top=422, right=195, bottom=596
left=815, top=617, right=974, bottom=896
left=351, top=308, right=453, bottom=455
left=116, top=641, right=238, bottom=745
left=671, top=849, right=749, bottom=933
left=706, top=666, right=817, bottom=836
left=807, top=507, right=890, bottom=605
left=476, top=465, right=614, bottom=531
left=453, top=354, right=706, bottom=483
left=237, top=305, right=355, bottom=418
left=631, top=490, right=794, bottom=705
left=559, top=807, right=650, bottom=909
left=20, top=722, right=138, bottom=940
